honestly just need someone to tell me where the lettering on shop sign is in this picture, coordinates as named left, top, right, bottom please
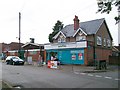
left=58, top=45, right=66, bottom=47
left=70, top=50, right=84, bottom=54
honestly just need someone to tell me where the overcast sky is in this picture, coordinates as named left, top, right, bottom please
left=0, top=0, right=118, bottom=45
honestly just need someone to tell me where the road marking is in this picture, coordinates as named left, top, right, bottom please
left=80, top=73, right=86, bottom=75
left=88, top=74, right=94, bottom=76
left=74, top=72, right=79, bottom=74
left=95, top=75, right=102, bottom=78
left=115, top=78, right=120, bottom=81
left=104, top=76, right=112, bottom=79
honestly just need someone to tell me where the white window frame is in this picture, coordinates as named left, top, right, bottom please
left=76, top=35, right=86, bottom=41
left=103, top=38, right=106, bottom=46
left=58, top=35, right=66, bottom=43
left=107, top=39, right=111, bottom=47
left=97, top=36, right=102, bottom=45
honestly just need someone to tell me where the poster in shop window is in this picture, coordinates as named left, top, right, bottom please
left=78, top=53, right=83, bottom=60
left=72, top=54, right=76, bottom=60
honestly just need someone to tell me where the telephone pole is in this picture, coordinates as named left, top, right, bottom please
left=19, top=12, right=21, bottom=58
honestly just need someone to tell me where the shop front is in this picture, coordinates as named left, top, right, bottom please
left=45, top=41, right=87, bottom=65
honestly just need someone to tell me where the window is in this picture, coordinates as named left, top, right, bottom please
left=76, top=35, right=86, bottom=41
left=107, top=39, right=111, bottom=47
left=97, top=36, right=102, bottom=45
left=58, top=35, right=66, bottom=43
left=103, top=38, right=106, bottom=46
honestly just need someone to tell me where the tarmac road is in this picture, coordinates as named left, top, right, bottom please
left=1, top=62, right=119, bottom=88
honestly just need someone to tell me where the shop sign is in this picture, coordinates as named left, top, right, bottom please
left=47, top=61, right=57, bottom=69
left=45, top=41, right=87, bottom=50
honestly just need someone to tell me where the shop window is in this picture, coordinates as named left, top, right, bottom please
left=97, top=36, right=102, bottom=45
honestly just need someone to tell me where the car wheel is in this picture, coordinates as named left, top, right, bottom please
left=13, top=62, right=15, bottom=65
left=6, top=61, right=9, bottom=65
left=10, top=60, right=13, bottom=65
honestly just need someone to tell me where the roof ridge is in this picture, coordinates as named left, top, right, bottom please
left=80, top=18, right=105, bottom=23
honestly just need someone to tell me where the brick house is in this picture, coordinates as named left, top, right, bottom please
left=44, top=16, right=113, bottom=65
left=22, top=42, right=44, bottom=62
left=0, top=42, right=24, bottom=59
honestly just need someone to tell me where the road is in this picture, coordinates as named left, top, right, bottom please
left=1, top=62, right=119, bottom=88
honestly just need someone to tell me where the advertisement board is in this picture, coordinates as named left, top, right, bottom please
left=47, top=61, right=57, bottom=69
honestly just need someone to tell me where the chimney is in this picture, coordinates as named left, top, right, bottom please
left=30, top=38, right=35, bottom=43
left=73, top=15, right=79, bottom=30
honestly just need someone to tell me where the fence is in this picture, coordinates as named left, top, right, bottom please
left=109, top=56, right=120, bottom=65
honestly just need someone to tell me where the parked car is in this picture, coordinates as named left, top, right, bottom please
left=6, top=56, right=24, bottom=65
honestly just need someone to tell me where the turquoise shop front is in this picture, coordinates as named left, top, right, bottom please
left=46, top=48, right=84, bottom=65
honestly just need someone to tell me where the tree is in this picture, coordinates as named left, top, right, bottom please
left=48, top=20, right=64, bottom=43
left=96, top=0, right=120, bottom=24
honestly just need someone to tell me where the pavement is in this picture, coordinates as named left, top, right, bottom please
left=24, top=61, right=119, bottom=73
left=1, top=60, right=119, bottom=73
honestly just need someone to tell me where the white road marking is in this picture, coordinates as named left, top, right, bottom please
left=80, top=73, right=86, bottom=75
left=95, top=75, right=102, bottom=78
left=74, top=72, right=79, bottom=74
left=104, top=76, right=112, bottom=79
left=115, top=78, right=120, bottom=81
left=88, top=74, right=94, bottom=76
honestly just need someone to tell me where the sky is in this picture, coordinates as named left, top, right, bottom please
left=0, top=0, right=118, bottom=45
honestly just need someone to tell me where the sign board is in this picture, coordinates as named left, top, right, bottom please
left=47, top=61, right=57, bottom=69
left=45, top=41, right=87, bottom=50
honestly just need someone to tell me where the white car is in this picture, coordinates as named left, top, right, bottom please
left=6, top=56, right=24, bottom=65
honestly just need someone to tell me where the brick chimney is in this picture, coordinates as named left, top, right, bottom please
left=73, top=15, right=79, bottom=30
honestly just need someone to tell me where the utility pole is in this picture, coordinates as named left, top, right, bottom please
left=19, top=12, right=21, bottom=58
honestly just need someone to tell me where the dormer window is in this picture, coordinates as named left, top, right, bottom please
left=58, top=35, right=66, bottom=43
left=75, top=30, right=86, bottom=41
left=76, top=35, right=86, bottom=41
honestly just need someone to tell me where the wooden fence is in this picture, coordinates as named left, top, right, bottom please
left=109, top=56, right=120, bottom=65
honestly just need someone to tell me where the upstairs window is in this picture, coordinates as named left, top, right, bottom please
left=76, top=31, right=86, bottom=42
left=58, top=35, right=66, bottom=43
left=76, top=35, right=86, bottom=41
left=103, top=38, right=106, bottom=47
left=107, top=39, right=111, bottom=47
left=97, top=36, right=102, bottom=45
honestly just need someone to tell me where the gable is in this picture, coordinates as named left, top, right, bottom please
left=96, top=20, right=113, bottom=41
left=22, top=43, right=40, bottom=49
left=73, top=28, right=87, bottom=37
left=53, top=31, right=66, bottom=40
